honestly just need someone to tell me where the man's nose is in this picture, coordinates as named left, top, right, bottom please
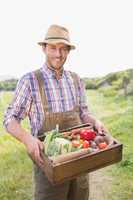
left=55, top=49, right=62, bottom=56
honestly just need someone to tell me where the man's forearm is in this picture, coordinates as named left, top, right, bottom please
left=82, top=113, right=108, bottom=133
left=6, top=119, right=32, bottom=147
left=82, top=113, right=99, bottom=125
left=6, top=119, right=45, bottom=167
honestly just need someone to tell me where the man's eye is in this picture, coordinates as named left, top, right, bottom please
left=61, top=48, right=69, bottom=52
left=51, top=47, right=56, bottom=50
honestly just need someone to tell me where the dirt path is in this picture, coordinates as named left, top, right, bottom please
left=89, top=167, right=113, bottom=200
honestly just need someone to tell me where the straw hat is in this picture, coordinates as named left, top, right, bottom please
left=38, top=24, right=75, bottom=49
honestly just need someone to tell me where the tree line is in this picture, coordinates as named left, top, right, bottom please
left=0, top=79, right=18, bottom=91
left=0, top=68, right=133, bottom=97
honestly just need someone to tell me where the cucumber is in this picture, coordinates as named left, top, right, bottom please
left=44, top=131, right=54, bottom=155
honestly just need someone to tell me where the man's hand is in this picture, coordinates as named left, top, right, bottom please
left=24, top=134, right=45, bottom=168
left=94, top=120, right=108, bottom=134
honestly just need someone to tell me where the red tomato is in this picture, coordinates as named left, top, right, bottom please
left=80, top=129, right=96, bottom=141
left=83, top=140, right=90, bottom=148
left=72, top=140, right=80, bottom=147
left=98, top=142, right=108, bottom=149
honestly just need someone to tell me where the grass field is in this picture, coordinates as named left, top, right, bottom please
left=87, top=90, right=133, bottom=200
left=0, top=91, right=133, bottom=200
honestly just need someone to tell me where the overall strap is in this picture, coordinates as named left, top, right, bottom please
left=70, top=72, right=80, bottom=106
left=34, top=69, right=49, bottom=113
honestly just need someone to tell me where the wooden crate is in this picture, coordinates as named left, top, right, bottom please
left=41, top=125, right=123, bottom=185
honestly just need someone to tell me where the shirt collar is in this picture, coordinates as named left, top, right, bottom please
left=41, top=63, right=65, bottom=79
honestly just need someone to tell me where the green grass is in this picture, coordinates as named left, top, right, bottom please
left=0, top=90, right=133, bottom=199
left=0, top=139, right=32, bottom=200
left=0, top=92, right=32, bottom=200
left=87, top=90, right=133, bottom=200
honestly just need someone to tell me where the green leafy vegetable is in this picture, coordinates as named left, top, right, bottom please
left=44, top=131, right=55, bottom=155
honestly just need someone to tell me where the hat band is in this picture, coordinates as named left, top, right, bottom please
left=45, top=37, right=69, bottom=42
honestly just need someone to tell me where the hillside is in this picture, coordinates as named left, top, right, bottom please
left=83, top=68, right=133, bottom=96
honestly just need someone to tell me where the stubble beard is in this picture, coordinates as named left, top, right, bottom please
left=47, top=57, right=66, bottom=70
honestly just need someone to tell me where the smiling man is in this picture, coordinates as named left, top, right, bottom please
left=42, top=42, right=70, bottom=79
left=4, top=24, right=107, bottom=200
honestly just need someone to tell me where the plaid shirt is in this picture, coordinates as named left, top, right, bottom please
left=4, top=64, right=91, bottom=136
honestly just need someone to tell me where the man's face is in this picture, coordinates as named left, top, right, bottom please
left=42, top=43, right=70, bottom=69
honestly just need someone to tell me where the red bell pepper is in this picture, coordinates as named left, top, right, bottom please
left=80, top=129, right=96, bottom=141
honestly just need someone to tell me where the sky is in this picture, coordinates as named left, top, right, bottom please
left=0, top=0, right=133, bottom=79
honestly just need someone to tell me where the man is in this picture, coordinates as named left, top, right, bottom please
left=4, top=24, right=107, bottom=200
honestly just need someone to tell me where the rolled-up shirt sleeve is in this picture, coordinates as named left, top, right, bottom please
left=3, top=74, right=32, bottom=128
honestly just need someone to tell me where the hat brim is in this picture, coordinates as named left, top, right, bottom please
left=38, top=39, right=75, bottom=50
